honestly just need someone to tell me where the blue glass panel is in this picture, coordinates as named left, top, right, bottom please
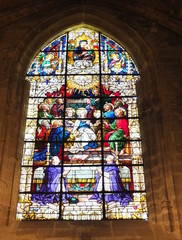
left=42, top=35, right=67, bottom=52
left=101, top=35, right=124, bottom=51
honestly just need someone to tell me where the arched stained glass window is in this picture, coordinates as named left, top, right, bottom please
left=17, top=27, right=148, bottom=221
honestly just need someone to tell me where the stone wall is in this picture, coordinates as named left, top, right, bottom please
left=0, top=1, right=182, bottom=239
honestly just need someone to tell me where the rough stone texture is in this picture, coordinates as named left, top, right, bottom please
left=0, top=0, right=182, bottom=239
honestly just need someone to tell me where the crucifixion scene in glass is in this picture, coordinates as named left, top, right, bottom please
left=17, top=27, right=148, bottom=220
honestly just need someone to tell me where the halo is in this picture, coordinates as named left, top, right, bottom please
left=51, top=120, right=62, bottom=126
left=114, top=107, right=126, bottom=116
left=46, top=53, right=54, bottom=59
left=66, top=107, right=75, bottom=114
left=76, top=108, right=87, bottom=117
left=38, top=102, right=49, bottom=109
left=104, top=102, right=114, bottom=110
left=38, top=119, right=50, bottom=125
left=51, top=156, right=60, bottom=165
left=93, top=110, right=101, bottom=118
left=111, top=52, right=119, bottom=58
left=44, top=98, right=54, bottom=104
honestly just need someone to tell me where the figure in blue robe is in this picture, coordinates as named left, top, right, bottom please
left=34, top=123, right=70, bottom=161
left=104, top=110, right=115, bottom=123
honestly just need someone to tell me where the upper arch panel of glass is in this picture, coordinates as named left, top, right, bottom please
left=27, top=27, right=139, bottom=77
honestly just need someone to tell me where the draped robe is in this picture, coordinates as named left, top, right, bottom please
left=32, top=164, right=72, bottom=205
left=34, top=126, right=70, bottom=161
left=104, top=118, right=129, bottom=152
left=90, top=162, right=133, bottom=206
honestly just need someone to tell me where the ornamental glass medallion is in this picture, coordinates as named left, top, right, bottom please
left=17, top=27, right=148, bottom=221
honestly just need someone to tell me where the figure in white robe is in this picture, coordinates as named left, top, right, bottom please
left=69, top=108, right=98, bottom=153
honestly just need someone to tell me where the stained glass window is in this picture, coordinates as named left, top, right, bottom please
left=17, top=27, right=148, bottom=221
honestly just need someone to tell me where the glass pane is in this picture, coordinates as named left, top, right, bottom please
left=101, top=99, right=138, bottom=121
left=105, top=193, right=147, bottom=220
left=61, top=193, right=103, bottom=220
left=27, top=98, right=65, bottom=119
left=132, top=166, right=145, bottom=191
left=65, top=99, right=100, bottom=119
left=26, top=76, right=65, bottom=98
left=66, top=75, right=100, bottom=98
left=101, top=75, right=139, bottom=97
left=64, top=142, right=102, bottom=164
left=68, top=28, right=99, bottom=74
left=32, top=164, right=62, bottom=193
left=62, top=165, right=102, bottom=192
left=24, top=119, right=36, bottom=141
left=19, top=167, right=33, bottom=192
left=17, top=194, right=60, bottom=220
left=101, top=34, right=124, bottom=51
left=68, top=28, right=99, bottom=51
left=33, top=119, right=67, bottom=165
left=22, top=142, right=34, bottom=166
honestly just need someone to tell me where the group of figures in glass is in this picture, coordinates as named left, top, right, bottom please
left=17, top=27, right=147, bottom=220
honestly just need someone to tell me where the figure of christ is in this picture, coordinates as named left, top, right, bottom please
left=69, top=108, right=98, bottom=154
left=104, top=107, right=129, bottom=155
left=90, top=155, right=133, bottom=206
left=33, top=120, right=70, bottom=162
left=32, top=156, right=78, bottom=205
